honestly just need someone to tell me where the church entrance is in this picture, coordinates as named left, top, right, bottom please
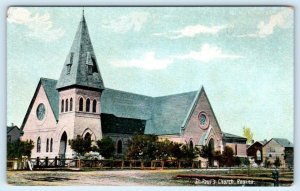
left=59, top=132, right=67, bottom=159
left=208, top=138, right=215, bottom=166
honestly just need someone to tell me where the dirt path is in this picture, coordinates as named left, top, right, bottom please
left=7, top=169, right=192, bottom=186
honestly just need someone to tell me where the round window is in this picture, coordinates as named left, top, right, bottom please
left=36, top=103, right=46, bottom=120
left=198, top=112, right=209, bottom=129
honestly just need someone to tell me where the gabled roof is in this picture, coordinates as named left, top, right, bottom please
left=247, top=141, right=263, bottom=150
left=41, top=78, right=59, bottom=120
left=7, top=125, right=23, bottom=134
left=21, top=78, right=59, bottom=130
left=56, top=13, right=104, bottom=90
left=267, top=138, right=293, bottom=148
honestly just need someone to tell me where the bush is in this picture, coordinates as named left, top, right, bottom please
left=274, top=157, right=281, bottom=168
left=7, top=139, right=34, bottom=159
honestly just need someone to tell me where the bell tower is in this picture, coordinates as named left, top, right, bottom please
left=56, top=12, right=104, bottom=158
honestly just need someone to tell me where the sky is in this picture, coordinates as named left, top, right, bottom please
left=7, top=7, right=294, bottom=142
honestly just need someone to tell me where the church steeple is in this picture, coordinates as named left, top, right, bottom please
left=56, top=12, right=105, bottom=90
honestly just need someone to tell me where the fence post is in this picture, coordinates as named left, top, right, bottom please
left=45, top=157, right=48, bottom=167
left=54, top=156, right=58, bottom=167
left=36, top=157, right=40, bottom=167
left=161, top=161, right=164, bottom=169
left=141, top=161, right=144, bottom=170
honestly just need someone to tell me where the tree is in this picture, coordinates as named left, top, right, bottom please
left=126, top=134, right=158, bottom=160
left=234, top=157, right=242, bottom=166
left=96, top=137, right=115, bottom=159
left=264, top=157, right=271, bottom=168
left=222, top=146, right=235, bottom=167
left=69, top=135, right=92, bottom=156
left=180, top=144, right=198, bottom=161
left=171, top=142, right=183, bottom=160
left=199, top=145, right=210, bottom=158
left=274, top=157, right=281, bottom=168
left=243, top=126, right=253, bottom=144
left=7, top=140, right=34, bottom=159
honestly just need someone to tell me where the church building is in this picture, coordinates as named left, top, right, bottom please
left=21, top=13, right=232, bottom=159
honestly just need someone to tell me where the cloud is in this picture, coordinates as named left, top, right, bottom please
left=172, top=44, right=242, bottom=62
left=102, top=12, right=150, bottom=33
left=111, top=44, right=241, bottom=70
left=237, top=10, right=292, bottom=38
left=7, top=7, right=64, bottom=42
left=153, top=24, right=225, bottom=39
left=110, top=52, right=173, bottom=70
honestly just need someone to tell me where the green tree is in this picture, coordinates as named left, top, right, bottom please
left=274, top=157, right=281, bottom=168
left=199, top=145, right=211, bottom=159
left=126, top=134, right=158, bottom=160
left=243, top=126, right=253, bottom=144
left=222, top=146, right=235, bottom=167
left=69, top=135, right=92, bottom=156
left=170, top=142, right=183, bottom=160
left=96, top=137, right=115, bottom=159
left=7, top=140, right=34, bottom=159
left=180, top=144, right=198, bottom=161
left=154, top=139, right=173, bottom=160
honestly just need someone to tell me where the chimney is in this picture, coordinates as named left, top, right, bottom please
left=11, top=123, right=14, bottom=127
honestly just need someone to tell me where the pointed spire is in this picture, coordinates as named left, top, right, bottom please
left=56, top=11, right=105, bottom=91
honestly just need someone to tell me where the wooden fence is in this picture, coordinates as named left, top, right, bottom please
left=7, top=157, right=205, bottom=170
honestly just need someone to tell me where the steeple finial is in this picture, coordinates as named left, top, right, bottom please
left=82, top=7, right=84, bottom=16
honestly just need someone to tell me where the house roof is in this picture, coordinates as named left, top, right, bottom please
left=56, top=13, right=104, bottom=90
left=7, top=125, right=21, bottom=133
left=222, top=132, right=247, bottom=141
left=271, top=138, right=293, bottom=148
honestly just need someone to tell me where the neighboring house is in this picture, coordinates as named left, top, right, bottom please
left=246, top=140, right=267, bottom=165
left=222, top=132, right=247, bottom=158
left=7, top=124, right=23, bottom=142
left=21, top=12, right=228, bottom=159
left=262, top=138, right=293, bottom=168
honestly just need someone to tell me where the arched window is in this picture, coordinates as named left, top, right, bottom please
left=50, top=138, right=53, bottom=152
left=79, top=97, right=83, bottom=111
left=61, top=99, right=64, bottom=112
left=256, top=150, right=262, bottom=161
left=37, top=137, right=41, bottom=153
left=189, top=140, right=193, bottom=149
left=66, top=99, right=69, bottom=112
left=46, top=138, right=49, bottom=152
left=117, top=140, right=122, bottom=154
left=92, top=100, right=97, bottom=113
left=86, top=98, right=90, bottom=112
left=70, top=98, right=73, bottom=111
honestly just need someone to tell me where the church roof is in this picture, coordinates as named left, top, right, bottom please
left=21, top=78, right=59, bottom=129
left=41, top=78, right=59, bottom=120
left=101, top=88, right=198, bottom=135
left=56, top=13, right=104, bottom=90
left=145, top=91, right=197, bottom=135
left=28, top=77, right=199, bottom=135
